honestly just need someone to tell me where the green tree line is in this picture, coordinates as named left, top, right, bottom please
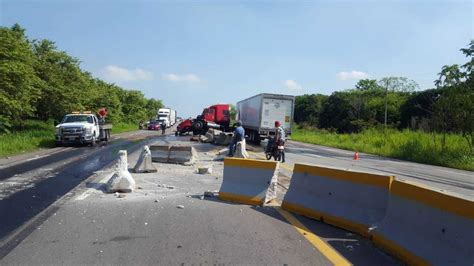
left=0, top=24, right=163, bottom=133
left=295, top=40, right=474, bottom=153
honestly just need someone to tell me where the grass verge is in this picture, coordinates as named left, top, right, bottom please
left=0, top=121, right=139, bottom=158
left=111, top=122, right=138, bottom=134
left=291, top=127, right=474, bottom=171
left=0, top=120, right=55, bottom=158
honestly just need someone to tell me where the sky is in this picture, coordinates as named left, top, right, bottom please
left=1, top=0, right=473, bottom=117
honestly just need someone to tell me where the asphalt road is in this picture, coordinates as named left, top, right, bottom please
left=1, top=131, right=470, bottom=264
left=0, top=128, right=173, bottom=257
left=0, top=137, right=399, bottom=265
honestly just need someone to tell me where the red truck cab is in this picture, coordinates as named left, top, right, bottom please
left=202, top=104, right=230, bottom=128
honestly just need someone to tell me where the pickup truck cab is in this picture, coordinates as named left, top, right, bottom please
left=55, top=113, right=101, bottom=146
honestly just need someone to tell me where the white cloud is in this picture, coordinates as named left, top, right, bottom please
left=337, top=70, right=369, bottom=81
left=284, top=79, right=303, bottom=91
left=162, top=73, right=201, bottom=83
left=101, top=65, right=153, bottom=82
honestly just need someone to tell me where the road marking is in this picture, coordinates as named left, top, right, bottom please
left=276, top=207, right=352, bottom=266
left=75, top=172, right=112, bottom=201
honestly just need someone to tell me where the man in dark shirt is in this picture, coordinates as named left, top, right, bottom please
left=228, top=121, right=245, bottom=157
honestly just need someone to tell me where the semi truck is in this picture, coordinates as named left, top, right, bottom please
left=157, top=108, right=177, bottom=128
left=175, top=104, right=231, bottom=135
left=237, top=93, right=295, bottom=144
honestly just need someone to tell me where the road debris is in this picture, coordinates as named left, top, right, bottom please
left=204, top=191, right=219, bottom=197
left=177, top=205, right=185, bottom=209
left=198, top=165, right=212, bottom=174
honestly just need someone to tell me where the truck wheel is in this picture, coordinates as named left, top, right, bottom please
left=91, top=134, right=97, bottom=147
left=253, top=132, right=261, bottom=145
left=193, top=121, right=203, bottom=130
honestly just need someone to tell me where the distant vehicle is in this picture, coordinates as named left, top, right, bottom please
left=237, top=93, right=295, bottom=144
left=175, top=104, right=230, bottom=136
left=147, top=120, right=161, bottom=130
left=157, top=108, right=177, bottom=128
left=55, top=110, right=112, bottom=146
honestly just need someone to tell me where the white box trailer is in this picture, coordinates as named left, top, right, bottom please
left=237, top=93, right=295, bottom=144
left=157, top=108, right=177, bottom=127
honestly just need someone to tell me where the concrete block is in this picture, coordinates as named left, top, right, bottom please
left=150, top=144, right=197, bottom=165
left=234, top=140, right=249, bottom=159
left=282, top=163, right=393, bottom=237
left=218, top=158, right=279, bottom=206
left=371, top=179, right=474, bottom=265
left=134, top=145, right=157, bottom=173
left=106, top=150, right=136, bottom=193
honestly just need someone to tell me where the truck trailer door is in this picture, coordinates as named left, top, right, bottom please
left=261, top=98, right=292, bottom=130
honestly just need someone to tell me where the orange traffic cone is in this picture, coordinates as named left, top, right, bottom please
left=353, top=151, right=359, bottom=160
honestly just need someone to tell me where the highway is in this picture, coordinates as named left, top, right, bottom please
left=259, top=140, right=474, bottom=199
left=0, top=130, right=472, bottom=264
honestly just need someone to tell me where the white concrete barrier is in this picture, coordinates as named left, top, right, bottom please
left=218, top=158, right=278, bottom=206
left=234, top=140, right=249, bottom=159
left=282, top=163, right=393, bottom=237
left=106, top=150, right=136, bottom=193
left=150, top=145, right=197, bottom=165
left=133, top=145, right=157, bottom=173
left=371, top=179, right=474, bottom=265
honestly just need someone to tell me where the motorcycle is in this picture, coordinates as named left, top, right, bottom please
left=265, top=138, right=284, bottom=161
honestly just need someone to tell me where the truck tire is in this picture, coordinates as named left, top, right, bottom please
left=91, top=134, right=97, bottom=147
left=192, top=120, right=204, bottom=132
left=252, top=131, right=261, bottom=145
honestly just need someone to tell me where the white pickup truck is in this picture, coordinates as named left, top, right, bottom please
left=55, top=112, right=112, bottom=146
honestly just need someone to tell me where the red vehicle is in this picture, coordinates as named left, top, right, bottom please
left=175, top=104, right=231, bottom=135
left=147, top=121, right=161, bottom=130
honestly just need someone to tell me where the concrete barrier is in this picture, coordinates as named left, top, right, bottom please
left=150, top=145, right=197, bottom=165
left=234, top=140, right=249, bottom=159
left=106, top=150, right=136, bottom=193
left=149, top=145, right=170, bottom=163
left=218, top=158, right=278, bottom=206
left=282, top=163, right=393, bottom=237
left=169, top=146, right=197, bottom=165
left=214, top=133, right=233, bottom=146
left=133, top=145, right=157, bottom=173
left=371, top=179, right=474, bottom=265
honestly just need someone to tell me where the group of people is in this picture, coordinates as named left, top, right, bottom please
left=228, top=120, right=286, bottom=163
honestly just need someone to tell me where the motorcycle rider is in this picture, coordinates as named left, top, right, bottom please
left=274, top=121, right=286, bottom=163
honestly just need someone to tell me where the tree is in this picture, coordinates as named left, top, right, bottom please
left=294, top=94, right=328, bottom=126
left=0, top=24, right=41, bottom=130
left=435, top=65, right=464, bottom=87
left=378, top=77, right=418, bottom=127
left=145, top=98, right=164, bottom=121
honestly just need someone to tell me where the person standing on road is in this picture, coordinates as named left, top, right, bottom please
left=161, top=122, right=166, bottom=135
left=228, top=121, right=245, bottom=157
left=274, top=121, right=286, bottom=163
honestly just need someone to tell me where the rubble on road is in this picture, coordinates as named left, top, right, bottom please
left=204, top=191, right=219, bottom=197
left=176, top=205, right=185, bottom=209
left=197, top=165, right=212, bottom=174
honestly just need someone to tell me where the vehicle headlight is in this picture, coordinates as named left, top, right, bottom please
left=85, top=127, right=92, bottom=135
left=55, top=128, right=61, bottom=134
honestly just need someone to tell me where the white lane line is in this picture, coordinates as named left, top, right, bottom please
left=24, top=154, right=49, bottom=162
left=75, top=172, right=113, bottom=201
